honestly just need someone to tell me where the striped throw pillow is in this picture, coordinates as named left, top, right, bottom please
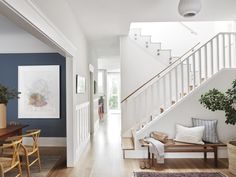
left=192, top=118, right=219, bottom=143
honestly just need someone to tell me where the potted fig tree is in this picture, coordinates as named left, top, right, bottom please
left=200, top=80, right=236, bottom=174
left=0, top=84, right=20, bottom=129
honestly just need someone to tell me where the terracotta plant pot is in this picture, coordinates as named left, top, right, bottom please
left=0, top=104, right=7, bottom=129
left=228, top=141, right=236, bottom=175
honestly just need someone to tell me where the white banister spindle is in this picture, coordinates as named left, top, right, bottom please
left=233, top=33, right=236, bottom=67
left=169, top=72, right=172, bottom=105
left=216, top=35, right=220, bottom=71
left=223, top=34, right=226, bottom=68
left=144, top=90, right=148, bottom=118
left=186, top=58, right=190, bottom=92
left=175, top=67, right=178, bottom=101
left=181, top=62, right=184, bottom=96
left=163, top=77, right=166, bottom=108
left=229, top=34, right=232, bottom=67
left=210, top=40, right=214, bottom=76
left=79, top=110, right=81, bottom=145
left=198, top=50, right=202, bottom=83
left=156, top=81, right=160, bottom=112
left=81, top=111, right=84, bottom=141
left=193, top=54, right=196, bottom=88
left=204, top=45, right=208, bottom=79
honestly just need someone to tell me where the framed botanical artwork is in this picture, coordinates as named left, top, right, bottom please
left=76, top=75, right=86, bottom=94
left=18, top=65, right=60, bottom=118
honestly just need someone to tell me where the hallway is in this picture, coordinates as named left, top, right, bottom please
left=75, top=113, right=137, bottom=177
left=50, top=113, right=138, bottom=177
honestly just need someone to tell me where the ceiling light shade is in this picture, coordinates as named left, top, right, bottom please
left=178, top=0, right=201, bottom=17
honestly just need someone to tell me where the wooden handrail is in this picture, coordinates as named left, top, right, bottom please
left=121, top=32, right=236, bottom=103
left=121, top=42, right=201, bottom=103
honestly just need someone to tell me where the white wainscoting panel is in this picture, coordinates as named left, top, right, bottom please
left=75, top=102, right=90, bottom=162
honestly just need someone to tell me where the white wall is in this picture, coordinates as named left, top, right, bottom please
left=137, top=69, right=236, bottom=144
left=120, top=36, right=170, bottom=135
left=120, top=36, right=168, bottom=100
left=32, top=0, right=90, bottom=105
left=98, top=56, right=120, bottom=72
left=0, top=15, right=56, bottom=53
left=131, top=21, right=236, bottom=57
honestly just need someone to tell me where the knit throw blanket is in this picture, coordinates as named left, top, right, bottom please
left=145, top=138, right=164, bottom=164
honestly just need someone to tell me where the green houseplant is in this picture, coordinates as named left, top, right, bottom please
left=0, top=84, right=20, bottom=129
left=199, top=80, right=236, bottom=174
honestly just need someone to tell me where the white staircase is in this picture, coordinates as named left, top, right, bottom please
left=129, top=28, right=173, bottom=65
left=121, top=32, right=236, bottom=154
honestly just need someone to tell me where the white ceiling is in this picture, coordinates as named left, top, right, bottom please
left=34, top=0, right=236, bottom=57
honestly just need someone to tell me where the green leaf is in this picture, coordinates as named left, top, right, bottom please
left=199, top=79, right=236, bottom=125
left=0, top=84, right=20, bottom=104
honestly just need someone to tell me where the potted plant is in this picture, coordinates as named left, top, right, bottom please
left=199, top=80, right=236, bottom=174
left=0, top=84, right=20, bottom=129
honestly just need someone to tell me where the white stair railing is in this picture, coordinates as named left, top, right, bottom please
left=122, top=32, right=236, bottom=136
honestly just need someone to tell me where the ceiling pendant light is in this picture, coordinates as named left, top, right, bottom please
left=178, top=0, right=201, bottom=17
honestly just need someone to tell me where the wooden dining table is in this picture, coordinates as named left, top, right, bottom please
left=0, top=124, right=28, bottom=140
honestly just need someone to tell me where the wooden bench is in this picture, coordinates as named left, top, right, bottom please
left=140, top=139, right=226, bottom=167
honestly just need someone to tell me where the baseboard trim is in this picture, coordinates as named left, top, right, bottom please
left=23, top=137, right=66, bottom=147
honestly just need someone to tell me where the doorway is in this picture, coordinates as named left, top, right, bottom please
left=107, top=72, right=121, bottom=114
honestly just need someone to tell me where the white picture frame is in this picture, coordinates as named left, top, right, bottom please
left=76, top=75, right=86, bottom=94
left=18, top=65, right=60, bottom=118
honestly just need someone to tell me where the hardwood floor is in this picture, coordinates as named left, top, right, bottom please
left=49, top=114, right=236, bottom=177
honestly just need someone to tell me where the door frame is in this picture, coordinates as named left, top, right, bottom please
left=0, top=1, right=77, bottom=167
left=89, top=64, right=95, bottom=134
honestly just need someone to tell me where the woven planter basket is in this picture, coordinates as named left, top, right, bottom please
left=228, top=141, right=236, bottom=175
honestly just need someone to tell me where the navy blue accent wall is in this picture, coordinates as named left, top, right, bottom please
left=0, top=53, right=66, bottom=137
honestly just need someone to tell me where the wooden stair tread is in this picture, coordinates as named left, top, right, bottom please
left=122, top=138, right=134, bottom=150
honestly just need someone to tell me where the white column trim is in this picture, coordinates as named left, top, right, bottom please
left=66, top=57, right=76, bottom=167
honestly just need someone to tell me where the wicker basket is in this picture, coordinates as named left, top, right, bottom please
left=228, top=141, right=236, bottom=175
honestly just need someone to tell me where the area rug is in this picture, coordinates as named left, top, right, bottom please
left=6, top=155, right=61, bottom=177
left=134, top=172, right=226, bottom=177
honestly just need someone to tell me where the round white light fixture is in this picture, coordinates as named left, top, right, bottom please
left=178, top=0, right=201, bottom=17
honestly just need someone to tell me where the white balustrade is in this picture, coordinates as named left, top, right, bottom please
left=122, top=32, right=236, bottom=135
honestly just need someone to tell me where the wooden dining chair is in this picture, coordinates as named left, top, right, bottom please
left=4, top=129, right=41, bottom=177
left=18, top=129, right=41, bottom=177
left=0, top=138, right=22, bottom=177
